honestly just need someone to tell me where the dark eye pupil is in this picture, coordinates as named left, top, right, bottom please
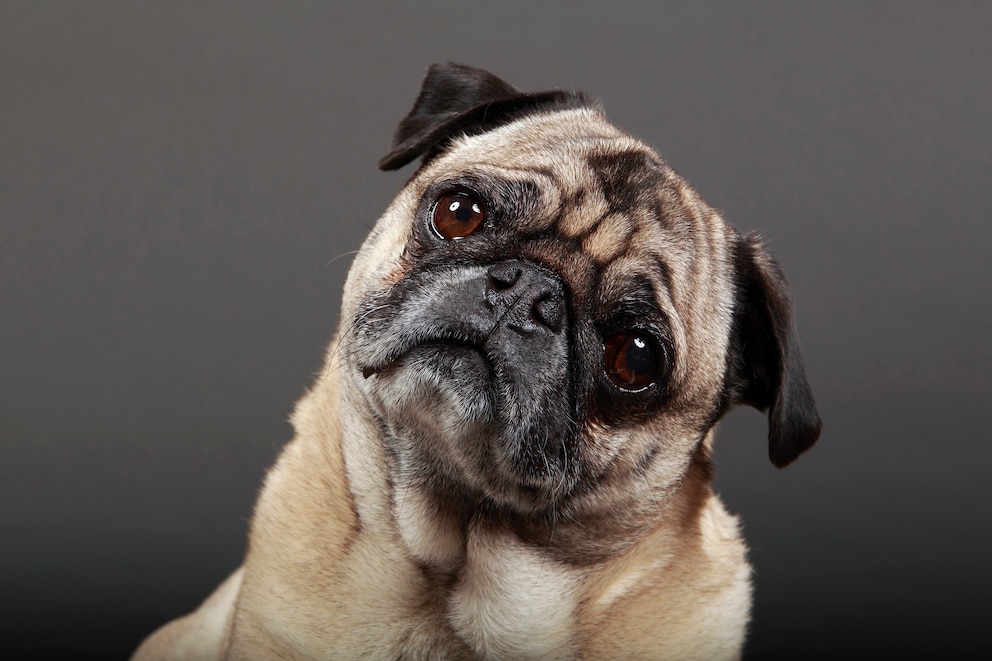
left=452, top=201, right=476, bottom=222
left=624, top=336, right=654, bottom=376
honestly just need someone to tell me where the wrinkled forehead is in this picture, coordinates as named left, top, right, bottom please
left=416, top=108, right=718, bottom=306
left=433, top=107, right=649, bottom=204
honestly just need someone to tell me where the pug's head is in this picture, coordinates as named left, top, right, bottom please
left=341, top=63, right=820, bottom=519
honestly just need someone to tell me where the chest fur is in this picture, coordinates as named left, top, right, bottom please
left=445, top=526, right=581, bottom=661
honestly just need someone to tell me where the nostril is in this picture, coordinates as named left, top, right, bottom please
left=487, top=263, right=523, bottom=289
left=483, top=260, right=568, bottom=334
left=534, top=293, right=564, bottom=333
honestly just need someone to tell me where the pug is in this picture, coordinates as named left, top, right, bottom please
left=133, top=63, right=821, bottom=661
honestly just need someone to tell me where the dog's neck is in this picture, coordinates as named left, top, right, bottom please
left=389, top=449, right=714, bottom=573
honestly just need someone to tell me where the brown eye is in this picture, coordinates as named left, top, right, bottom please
left=432, top=191, right=486, bottom=239
left=604, top=333, right=660, bottom=390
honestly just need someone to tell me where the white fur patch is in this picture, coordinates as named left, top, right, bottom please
left=448, top=525, right=579, bottom=660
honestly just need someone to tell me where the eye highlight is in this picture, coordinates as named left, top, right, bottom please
left=604, top=332, right=661, bottom=390
left=431, top=191, right=486, bottom=239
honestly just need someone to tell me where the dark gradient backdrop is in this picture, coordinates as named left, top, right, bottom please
left=2, top=2, right=990, bottom=659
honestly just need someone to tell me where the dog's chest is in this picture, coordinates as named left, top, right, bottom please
left=443, top=525, right=581, bottom=661
left=393, top=484, right=582, bottom=659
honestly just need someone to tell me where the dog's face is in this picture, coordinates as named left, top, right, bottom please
left=340, top=64, right=820, bottom=523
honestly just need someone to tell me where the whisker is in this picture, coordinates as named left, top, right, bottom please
left=319, top=301, right=392, bottom=381
left=324, top=250, right=361, bottom=269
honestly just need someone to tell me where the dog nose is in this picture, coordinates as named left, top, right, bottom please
left=485, top=260, right=566, bottom=333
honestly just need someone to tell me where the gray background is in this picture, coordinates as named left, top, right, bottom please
left=2, top=1, right=990, bottom=658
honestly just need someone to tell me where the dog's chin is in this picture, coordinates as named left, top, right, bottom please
left=361, top=343, right=577, bottom=513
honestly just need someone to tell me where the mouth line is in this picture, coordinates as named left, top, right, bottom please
left=359, top=330, right=491, bottom=379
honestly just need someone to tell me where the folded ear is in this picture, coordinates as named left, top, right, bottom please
left=725, top=233, right=822, bottom=468
left=378, top=62, right=591, bottom=171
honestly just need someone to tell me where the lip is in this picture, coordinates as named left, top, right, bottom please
left=358, top=329, right=492, bottom=379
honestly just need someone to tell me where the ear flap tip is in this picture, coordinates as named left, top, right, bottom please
left=376, top=152, right=403, bottom=171
left=768, top=414, right=822, bottom=468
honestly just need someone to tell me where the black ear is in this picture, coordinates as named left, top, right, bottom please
left=378, top=62, right=591, bottom=171
left=726, top=233, right=822, bottom=468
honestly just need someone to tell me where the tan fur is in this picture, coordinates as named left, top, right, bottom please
left=131, top=567, right=242, bottom=661
left=133, top=99, right=797, bottom=660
